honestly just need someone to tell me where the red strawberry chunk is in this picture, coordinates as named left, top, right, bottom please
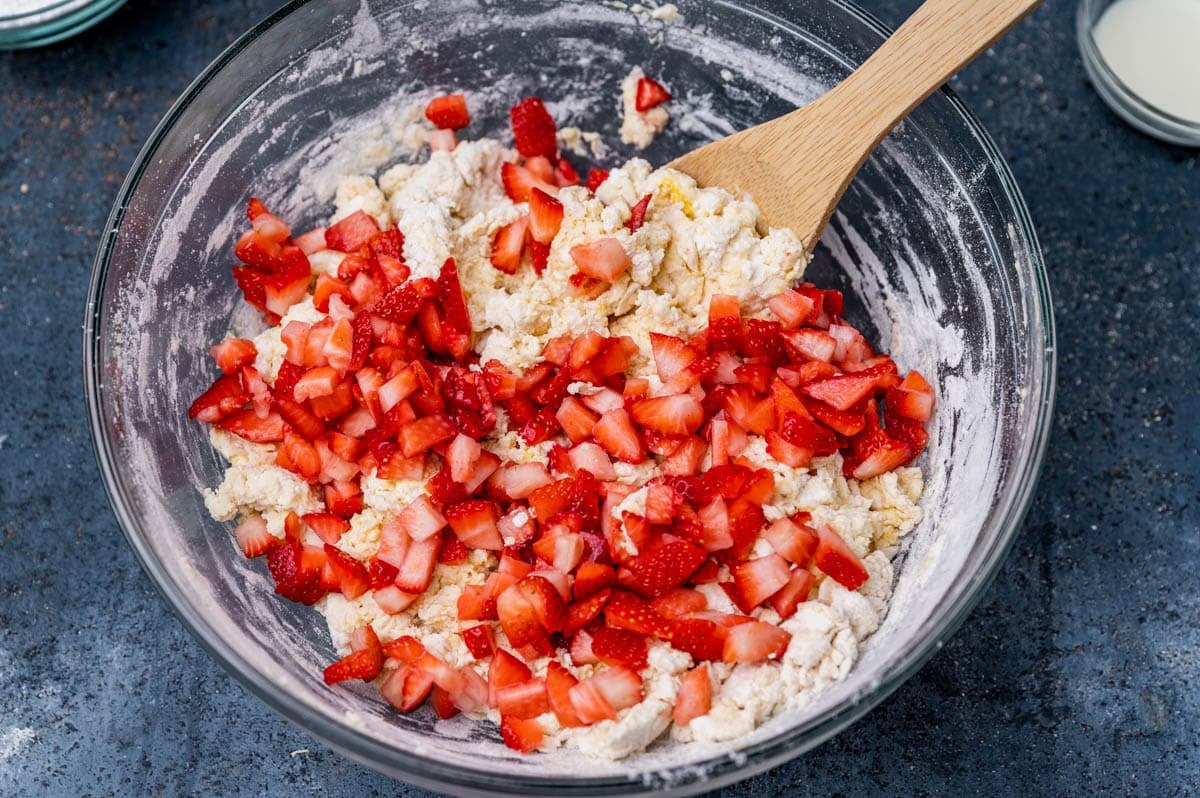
left=500, top=715, right=544, bottom=753
left=769, top=568, right=814, bottom=619
left=635, top=75, right=672, bottom=112
left=461, top=625, right=496, bottom=660
left=445, top=499, right=504, bottom=550
left=650, top=587, right=707, bottom=617
left=323, top=544, right=370, bottom=600
left=233, top=515, right=277, bottom=558
left=847, top=425, right=913, bottom=480
left=763, top=517, right=819, bottom=566
left=496, top=677, right=550, bottom=719
left=622, top=536, right=706, bottom=598
left=707, top=295, right=743, bottom=352
left=564, top=587, right=612, bottom=635
left=424, top=94, right=471, bottom=130
left=585, top=168, right=610, bottom=193
left=397, top=414, right=456, bottom=458
left=802, top=373, right=878, bottom=411
left=397, top=495, right=447, bottom=542
left=529, top=188, right=564, bottom=244
left=604, top=592, right=675, bottom=638
left=767, top=289, right=816, bottom=328
left=509, top=97, right=558, bottom=159
left=630, top=394, right=704, bottom=435
left=732, top=554, right=791, bottom=609
left=813, top=526, right=870, bottom=589
left=380, top=664, right=435, bottom=711
left=569, top=238, right=632, bottom=282
left=573, top=562, right=616, bottom=601
left=488, top=649, right=532, bottom=707
left=625, top=193, right=652, bottom=232
left=556, top=396, right=600, bottom=444
left=211, top=338, right=257, bottom=374
left=722, top=620, right=791, bottom=663
left=673, top=664, right=712, bottom=726
left=323, top=626, right=383, bottom=684
left=188, top=374, right=247, bottom=422
left=216, top=408, right=285, bottom=443
left=665, top=617, right=726, bottom=662
left=394, top=534, right=441, bottom=593
left=303, top=512, right=349, bottom=545
left=592, top=627, right=649, bottom=670
left=436, top=257, right=472, bottom=334
left=325, top=210, right=381, bottom=253
left=593, top=408, right=645, bottom=464
left=546, top=661, right=586, bottom=727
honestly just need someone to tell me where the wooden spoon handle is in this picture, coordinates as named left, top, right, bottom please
left=670, top=0, right=1041, bottom=252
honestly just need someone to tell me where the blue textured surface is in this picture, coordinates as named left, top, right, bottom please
left=1, top=0, right=1197, bottom=795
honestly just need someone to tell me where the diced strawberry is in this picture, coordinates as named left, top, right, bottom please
left=673, top=664, right=711, bottom=726
left=509, top=97, right=558, bottom=159
left=461, top=624, right=496, bottom=660
left=495, top=677, right=550, bottom=719
left=546, top=661, right=585, bottom=727
left=500, top=715, right=543, bottom=753
left=424, top=94, right=470, bottom=130
left=661, top=436, right=706, bottom=476
left=380, top=664, right=435, bottom=711
left=367, top=557, right=399, bottom=590
left=567, top=676, right=616, bottom=724
left=813, top=526, right=870, bottom=589
left=707, top=294, right=743, bottom=352
left=323, top=625, right=383, bottom=684
left=763, top=517, right=818, bottom=566
left=624, top=534, right=706, bottom=598
left=457, top=584, right=497, bottom=621
left=630, top=394, right=704, bottom=435
left=430, top=685, right=460, bottom=719
left=302, top=512, right=349, bottom=545
left=781, top=328, right=837, bottom=363
left=580, top=387, right=625, bottom=415
left=592, top=627, right=649, bottom=670
left=665, top=617, right=725, bottom=662
left=293, top=366, right=339, bottom=402
left=488, top=649, right=532, bottom=707
left=492, top=463, right=554, bottom=500
left=373, top=280, right=431, bottom=324
left=323, top=544, right=370, bottom=600
left=394, top=534, right=441, bottom=593
left=625, top=193, right=652, bottom=232
left=732, top=554, right=791, bottom=609
left=233, top=515, right=277, bottom=558
left=496, top=578, right=557, bottom=650
left=567, top=331, right=606, bottom=372
left=188, top=374, right=247, bottom=422
left=276, top=431, right=320, bottom=481
left=397, top=495, right=447, bottom=542
left=374, top=585, right=419, bottom=615
left=722, top=620, right=791, bottom=663
left=769, top=567, right=814, bottom=619
left=724, top=386, right=775, bottom=435
left=805, top=400, right=867, bottom=437
left=549, top=396, right=596, bottom=444
left=529, top=188, right=564, bottom=244
left=554, top=156, right=581, bottom=187
left=211, top=338, right=257, bottom=375
left=694, top=497, right=735, bottom=551
left=501, top=162, right=557, bottom=206
left=802, top=373, right=878, bottom=411
left=569, top=627, right=600, bottom=665
left=216, top=408, right=285, bottom=443
left=586, top=666, right=644, bottom=713
left=650, top=587, right=707, bottom=617
left=324, top=480, right=363, bottom=518
left=767, top=289, right=817, bottom=328
left=445, top=499, right=503, bottom=550
left=886, top=382, right=935, bottom=423
left=848, top=425, right=913, bottom=480
left=585, top=168, right=610, bottom=193
left=325, top=210, right=381, bottom=253
left=604, top=592, right=675, bottom=638
left=397, top=414, right=456, bottom=458
left=635, top=75, right=671, bottom=112
left=779, top=412, right=839, bottom=456
left=573, top=562, right=615, bottom=601
left=381, top=634, right=426, bottom=665
left=593, top=408, right=645, bottom=464
left=569, top=238, right=632, bottom=282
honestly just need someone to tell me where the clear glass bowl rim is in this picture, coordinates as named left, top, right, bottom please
left=1076, top=0, right=1200, bottom=147
left=83, top=0, right=1056, bottom=794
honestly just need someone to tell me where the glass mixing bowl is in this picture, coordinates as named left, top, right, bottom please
left=84, top=0, right=1054, bottom=794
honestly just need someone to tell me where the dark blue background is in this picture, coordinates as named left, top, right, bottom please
left=1, top=1, right=1196, bottom=795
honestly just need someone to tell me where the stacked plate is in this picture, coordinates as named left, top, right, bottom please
left=0, top=0, right=127, bottom=49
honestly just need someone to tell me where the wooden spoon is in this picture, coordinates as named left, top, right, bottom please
left=669, top=0, right=1042, bottom=253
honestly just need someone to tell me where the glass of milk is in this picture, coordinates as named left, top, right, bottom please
left=1077, top=0, right=1200, bottom=146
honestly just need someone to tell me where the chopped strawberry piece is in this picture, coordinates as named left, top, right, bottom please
left=886, top=380, right=935, bottom=423
left=846, top=424, right=913, bottom=479
left=430, top=685, right=460, bottom=719
left=722, top=620, right=791, bottom=663
left=495, top=677, right=550, bottom=719
left=779, top=412, right=839, bottom=456
left=325, top=210, right=381, bottom=253
left=324, top=480, right=363, bottom=518
left=707, top=294, right=743, bottom=352
left=622, top=536, right=706, bottom=598
left=569, top=237, right=631, bottom=282
left=380, top=664, right=435, bottom=711
left=188, top=374, right=247, bottom=422
left=500, top=714, right=544, bottom=753
left=488, top=649, right=532, bottom=706
left=546, top=661, right=585, bottom=727
left=592, top=627, right=649, bottom=670
left=210, top=338, right=257, bottom=375
left=323, top=544, right=370, bottom=600
left=445, top=499, right=503, bottom=550
left=460, top=625, right=495, bottom=660
left=367, top=557, right=399, bottom=590
left=424, top=94, right=471, bottom=130
left=769, top=568, right=814, bottom=619
left=397, top=495, right=447, bottom=542
left=732, top=554, right=791, bottom=609
left=323, top=625, right=383, bottom=684
left=763, top=517, right=819, bottom=566
left=781, top=328, right=837, bottom=363
left=593, top=408, right=645, bottom=464
left=666, top=617, right=726, bottom=662
left=303, top=512, right=349, bottom=545
left=650, top=587, right=707, bottom=617
left=216, top=408, right=285, bottom=443
left=604, top=592, right=674, bottom=638
left=625, top=193, right=652, bottom=232
left=801, top=373, right=878, bottom=411
left=630, top=394, right=704, bottom=435
left=573, top=562, right=615, bottom=601
left=529, top=188, right=564, bottom=244
left=509, top=97, right=558, bottom=159
left=635, top=75, right=671, bottom=112
left=397, top=414, right=456, bottom=458
left=383, top=637, right=427, bottom=668
left=585, top=167, right=610, bottom=193
left=673, top=664, right=711, bottom=726
left=394, top=534, right=441, bottom=594
left=813, top=526, right=870, bottom=589
left=767, top=289, right=817, bottom=328
left=233, top=515, right=277, bottom=558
